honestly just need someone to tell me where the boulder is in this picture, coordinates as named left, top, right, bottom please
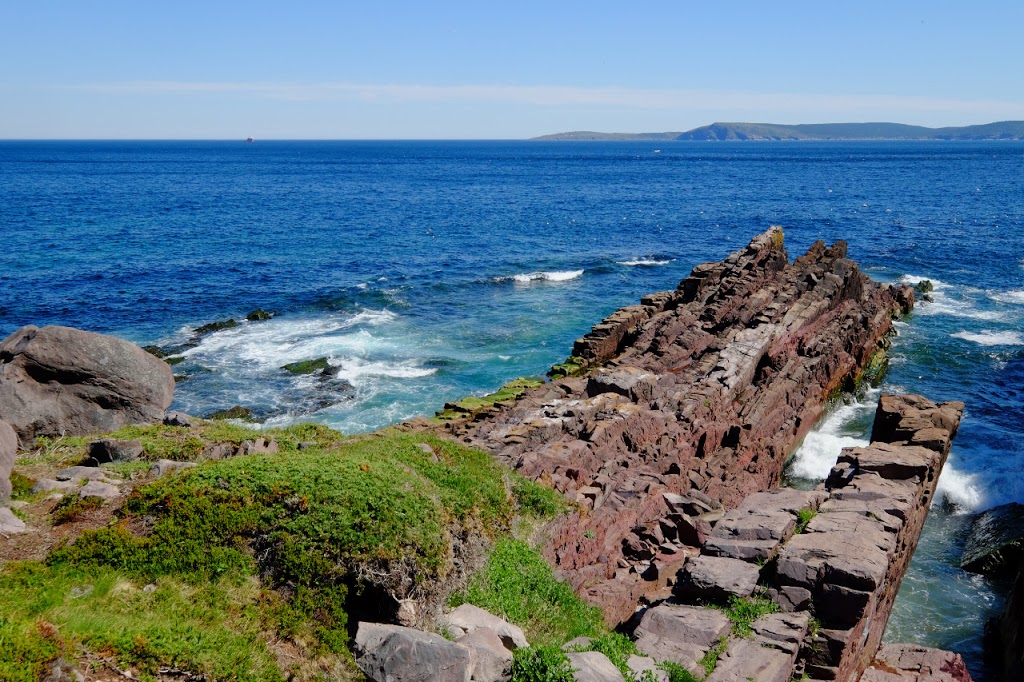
left=565, top=652, right=626, bottom=682
left=705, top=639, right=793, bottom=682
left=163, top=411, right=195, bottom=427
left=445, top=604, right=529, bottom=651
left=79, top=480, right=120, bottom=500
left=634, top=603, right=731, bottom=668
left=0, top=325, right=174, bottom=442
left=626, top=655, right=668, bottom=682
left=355, top=622, right=474, bottom=682
left=88, top=438, right=143, bottom=463
left=150, top=459, right=198, bottom=478
left=0, top=419, right=16, bottom=504
left=456, top=627, right=512, bottom=682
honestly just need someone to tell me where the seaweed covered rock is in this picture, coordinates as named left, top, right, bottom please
left=0, top=325, right=175, bottom=442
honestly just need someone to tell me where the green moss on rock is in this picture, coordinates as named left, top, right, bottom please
left=547, top=356, right=587, bottom=380
left=281, top=357, right=331, bottom=375
left=435, top=377, right=545, bottom=421
left=193, top=319, right=238, bottom=336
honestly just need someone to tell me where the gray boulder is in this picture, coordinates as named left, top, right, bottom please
left=446, top=604, right=529, bottom=651
left=565, top=652, right=626, bottom=682
left=457, top=627, right=512, bottom=681
left=675, top=555, right=760, bottom=603
left=355, top=622, right=473, bottom=682
left=150, top=459, right=198, bottom=478
left=0, top=325, right=175, bottom=442
left=0, top=419, right=16, bottom=504
left=79, top=480, right=120, bottom=500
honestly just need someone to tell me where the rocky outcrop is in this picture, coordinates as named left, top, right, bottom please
left=622, top=394, right=964, bottom=682
left=959, top=502, right=1024, bottom=682
left=442, top=228, right=908, bottom=624
left=861, top=644, right=974, bottom=682
left=0, top=325, right=175, bottom=442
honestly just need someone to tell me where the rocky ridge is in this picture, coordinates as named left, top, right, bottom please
left=442, top=227, right=913, bottom=624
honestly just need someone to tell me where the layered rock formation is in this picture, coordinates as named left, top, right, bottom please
left=443, top=227, right=912, bottom=624
left=627, top=394, right=965, bottom=682
left=0, top=324, right=175, bottom=442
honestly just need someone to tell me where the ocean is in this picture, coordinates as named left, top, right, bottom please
left=2, top=140, right=1022, bottom=677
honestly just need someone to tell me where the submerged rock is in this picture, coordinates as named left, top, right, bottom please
left=193, top=318, right=238, bottom=336
left=961, top=502, right=1024, bottom=575
left=282, top=357, right=332, bottom=375
left=0, top=325, right=175, bottom=442
left=246, top=308, right=274, bottom=321
left=205, top=405, right=256, bottom=421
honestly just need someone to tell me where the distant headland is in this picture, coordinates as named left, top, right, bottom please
left=531, top=120, right=1024, bottom=141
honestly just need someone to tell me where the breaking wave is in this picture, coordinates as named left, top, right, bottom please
left=951, top=330, right=1024, bottom=347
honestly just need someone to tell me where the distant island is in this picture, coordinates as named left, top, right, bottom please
left=532, top=120, right=1024, bottom=141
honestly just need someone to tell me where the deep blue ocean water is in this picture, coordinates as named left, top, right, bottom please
left=2, top=140, right=1022, bottom=677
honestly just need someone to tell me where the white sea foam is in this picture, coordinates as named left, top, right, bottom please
left=951, top=330, right=1024, bottom=346
left=900, top=274, right=1007, bottom=322
left=935, top=462, right=984, bottom=512
left=498, top=269, right=585, bottom=283
left=787, top=389, right=880, bottom=481
left=989, top=289, right=1024, bottom=305
left=329, top=357, right=437, bottom=381
left=616, top=258, right=675, bottom=267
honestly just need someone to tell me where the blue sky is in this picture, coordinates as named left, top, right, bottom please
left=2, top=1, right=1022, bottom=138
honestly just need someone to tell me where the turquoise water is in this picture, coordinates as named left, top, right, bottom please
left=2, top=140, right=1022, bottom=677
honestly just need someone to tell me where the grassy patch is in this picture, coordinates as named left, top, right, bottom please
left=724, top=595, right=779, bottom=637
left=510, top=645, right=576, bottom=682
left=0, top=561, right=282, bottom=682
left=795, top=507, right=816, bottom=534
left=449, top=538, right=604, bottom=647
left=659, top=661, right=702, bottom=682
left=50, top=496, right=105, bottom=525
left=9, top=471, right=36, bottom=500
left=511, top=478, right=567, bottom=519
left=700, top=637, right=728, bottom=677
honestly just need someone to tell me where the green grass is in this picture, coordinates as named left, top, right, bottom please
left=449, top=539, right=604, bottom=647
left=723, top=595, right=779, bottom=638
left=50, top=496, right=104, bottom=525
left=0, top=562, right=282, bottom=682
left=9, top=471, right=36, bottom=500
left=510, top=645, right=576, bottom=682
left=795, top=507, right=816, bottom=534
left=700, top=637, right=728, bottom=677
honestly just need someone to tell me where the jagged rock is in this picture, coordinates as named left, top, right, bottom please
left=634, top=603, right=731, bottom=669
left=440, top=229, right=906, bottom=623
left=960, top=502, right=1024, bottom=575
left=445, top=603, right=529, bottom=651
left=87, top=438, right=143, bottom=463
left=0, top=506, right=27, bottom=534
left=861, top=643, right=974, bottom=682
left=54, top=466, right=119, bottom=483
left=0, top=419, right=16, bottom=504
left=354, top=622, right=474, bottom=682
left=150, top=459, right=198, bottom=478
left=0, top=325, right=175, bottom=441
left=565, top=651, right=626, bottom=682
left=675, top=555, right=760, bottom=603
left=456, top=627, right=512, bottom=682
left=79, top=480, right=120, bottom=500
left=164, top=411, right=195, bottom=427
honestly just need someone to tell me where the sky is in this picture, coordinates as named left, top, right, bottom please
left=2, top=1, right=1022, bottom=139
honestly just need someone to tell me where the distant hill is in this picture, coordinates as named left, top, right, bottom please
left=532, top=121, right=1024, bottom=141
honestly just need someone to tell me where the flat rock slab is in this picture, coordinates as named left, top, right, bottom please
left=566, top=651, right=626, bottom=682
left=55, top=466, right=120, bottom=483
left=79, top=480, right=120, bottom=500
left=675, top=555, right=760, bottom=602
left=634, top=603, right=731, bottom=668
left=32, top=478, right=77, bottom=494
left=626, top=655, right=668, bottom=682
left=706, top=639, right=793, bottom=682
left=861, top=643, right=975, bottom=682
left=750, top=612, right=809, bottom=658
left=355, top=622, right=473, bottom=682
left=737, top=489, right=827, bottom=515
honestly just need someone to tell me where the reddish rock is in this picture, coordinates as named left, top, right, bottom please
left=860, top=644, right=974, bottom=682
left=441, top=228, right=905, bottom=625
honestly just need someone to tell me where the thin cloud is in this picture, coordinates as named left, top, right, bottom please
left=60, top=81, right=1024, bottom=117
